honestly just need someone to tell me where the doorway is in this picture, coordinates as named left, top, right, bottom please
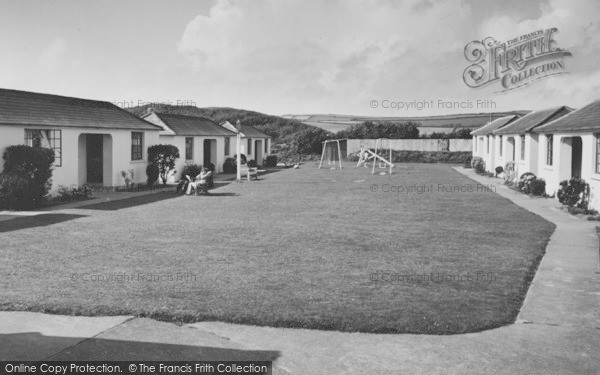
left=86, top=134, right=103, bottom=183
left=571, top=136, right=582, bottom=178
left=203, top=139, right=217, bottom=169
left=254, top=140, right=263, bottom=165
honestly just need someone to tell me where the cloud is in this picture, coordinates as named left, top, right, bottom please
left=477, top=0, right=600, bottom=108
left=177, top=0, right=600, bottom=114
left=38, top=37, right=68, bottom=72
left=177, top=0, right=476, bottom=113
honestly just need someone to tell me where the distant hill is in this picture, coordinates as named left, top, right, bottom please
left=283, top=111, right=531, bottom=134
left=127, top=104, right=316, bottom=143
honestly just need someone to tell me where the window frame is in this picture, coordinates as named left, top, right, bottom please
left=131, top=132, right=143, bottom=161
left=595, top=134, right=600, bottom=174
left=224, top=137, right=230, bottom=156
left=546, top=134, right=553, bottom=166
left=24, top=129, right=62, bottom=167
left=185, top=137, right=194, bottom=161
left=520, top=135, right=526, bottom=160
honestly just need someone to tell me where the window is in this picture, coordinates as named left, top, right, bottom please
left=596, top=134, right=600, bottom=173
left=185, top=137, right=194, bottom=160
left=248, top=139, right=252, bottom=155
left=546, top=135, right=553, bottom=166
left=131, top=132, right=143, bottom=161
left=520, top=135, right=526, bottom=160
left=499, top=137, right=503, bottom=157
left=486, top=136, right=490, bottom=154
left=25, top=129, right=62, bottom=167
left=474, top=137, right=477, bottom=152
left=224, top=137, right=230, bottom=156
left=264, top=139, right=268, bottom=153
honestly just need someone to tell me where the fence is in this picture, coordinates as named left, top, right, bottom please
left=346, top=139, right=472, bottom=154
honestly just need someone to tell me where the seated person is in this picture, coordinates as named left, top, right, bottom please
left=176, top=175, right=192, bottom=194
left=186, top=167, right=213, bottom=195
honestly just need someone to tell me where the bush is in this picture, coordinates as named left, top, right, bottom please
left=557, top=178, right=590, bottom=209
left=471, top=157, right=486, bottom=173
left=530, top=178, right=546, bottom=196
left=264, top=155, right=278, bottom=167
left=0, top=173, right=36, bottom=210
left=0, top=145, right=55, bottom=210
left=517, top=173, right=536, bottom=194
left=504, top=162, right=516, bottom=182
left=495, top=166, right=504, bottom=175
left=233, top=154, right=247, bottom=164
left=247, top=159, right=258, bottom=168
left=463, top=156, right=472, bottom=168
left=223, top=158, right=236, bottom=174
left=146, top=163, right=159, bottom=186
left=56, top=184, right=93, bottom=201
left=180, top=163, right=202, bottom=180
left=147, top=144, right=180, bottom=185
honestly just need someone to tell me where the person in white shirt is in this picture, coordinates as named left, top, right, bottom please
left=186, top=167, right=213, bottom=195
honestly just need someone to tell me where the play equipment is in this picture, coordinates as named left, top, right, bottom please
left=319, top=139, right=343, bottom=169
left=356, top=138, right=394, bottom=175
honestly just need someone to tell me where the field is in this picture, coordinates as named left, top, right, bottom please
left=289, top=111, right=530, bottom=133
left=0, top=163, right=554, bottom=334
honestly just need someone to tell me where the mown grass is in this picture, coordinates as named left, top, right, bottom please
left=0, top=163, right=554, bottom=334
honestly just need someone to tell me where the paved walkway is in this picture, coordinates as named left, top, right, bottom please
left=1, top=167, right=599, bottom=374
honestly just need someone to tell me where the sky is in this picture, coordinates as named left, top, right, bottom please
left=0, top=0, right=599, bottom=117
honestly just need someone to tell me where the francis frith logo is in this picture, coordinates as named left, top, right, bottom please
left=463, top=28, right=572, bottom=92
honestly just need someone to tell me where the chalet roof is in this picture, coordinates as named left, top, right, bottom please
left=149, top=113, right=237, bottom=137
left=0, top=88, right=161, bottom=131
left=535, top=100, right=600, bottom=133
left=220, top=121, right=270, bottom=138
left=470, top=115, right=519, bottom=136
left=493, top=106, right=573, bottom=135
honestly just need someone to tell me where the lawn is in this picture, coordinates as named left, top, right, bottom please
left=0, top=163, right=555, bottom=334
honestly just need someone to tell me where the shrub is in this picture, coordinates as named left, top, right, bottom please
left=146, top=163, right=159, bottom=186
left=517, top=172, right=536, bottom=194
left=223, top=158, right=236, bottom=174
left=504, top=162, right=516, bottom=182
left=147, top=144, right=180, bottom=185
left=557, top=178, right=590, bottom=209
left=120, top=169, right=134, bottom=189
left=264, top=155, right=278, bottom=167
left=471, top=157, right=486, bottom=173
left=463, top=156, right=472, bottom=168
left=180, top=163, right=202, bottom=180
left=233, top=154, right=247, bottom=164
left=56, top=184, right=93, bottom=201
left=0, top=145, right=55, bottom=210
left=247, top=159, right=258, bottom=168
left=529, top=178, right=546, bottom=196
left=495, top=166, right=504, bottom=175
left=0, top=173, right=36, bottom=210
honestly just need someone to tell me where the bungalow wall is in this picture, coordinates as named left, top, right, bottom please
left=159, top=135, right=229, bottom=181
left=500, top=133, right=539, bottom=178
left=537, top=133, right=600, bottom=211
left=0, top=125, right=160, bottom=191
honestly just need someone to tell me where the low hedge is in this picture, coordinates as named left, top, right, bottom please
left=348, top=150, right=472, bottom=164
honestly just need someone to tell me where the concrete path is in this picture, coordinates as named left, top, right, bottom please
left=1, top=167, right=599, bottom=374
